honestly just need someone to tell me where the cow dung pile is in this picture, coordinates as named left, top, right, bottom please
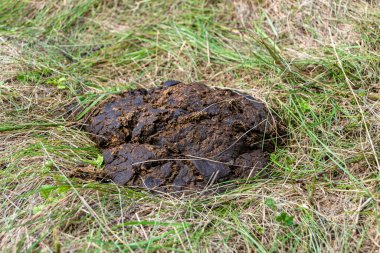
left=86, top=81, right=278, bottom=192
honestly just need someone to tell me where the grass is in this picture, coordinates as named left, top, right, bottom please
left=0, top=0, right=379, bottom=252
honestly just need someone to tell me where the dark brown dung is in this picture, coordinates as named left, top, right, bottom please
left=86, top=82, right=277, bottom=192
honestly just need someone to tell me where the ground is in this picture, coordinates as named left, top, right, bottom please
left=0, top=0, right=379, bottom=252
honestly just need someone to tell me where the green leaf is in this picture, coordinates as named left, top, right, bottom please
left=264, top=198, right=276, bottom=210
left=39, top=185, right=56, bottom=199
left=95, top=154, right=103, bottom=168
left=299, top=99, right=311, bottom=112
left=276, top=212, right=294, bottom=226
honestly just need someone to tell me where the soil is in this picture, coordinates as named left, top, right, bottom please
left=86, top=81, right=277, bottom=192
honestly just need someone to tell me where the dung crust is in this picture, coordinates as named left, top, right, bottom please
left=86, top=82, right=277, bottom=192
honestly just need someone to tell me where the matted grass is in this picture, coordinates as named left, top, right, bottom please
left=0, top=0, right=379, bottom=252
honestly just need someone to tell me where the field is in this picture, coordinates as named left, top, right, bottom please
left=0, top=0, right=379, bottom=252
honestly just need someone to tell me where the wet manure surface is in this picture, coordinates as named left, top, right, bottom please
left=86, top=82, right=277, bottom=193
